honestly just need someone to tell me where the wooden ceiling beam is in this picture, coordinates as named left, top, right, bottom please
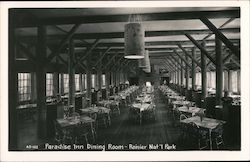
left=185, top=33, right=217, bottom=65
left=177, top=44, right=202, bottom=68
left=69, top=39, right=239, bottom=48
left=19, top=28, right=239, bottom=42
left=46, top=24, right=81, bottom=64
left=93, top=46, right=112, bottom=67
left=76, top=39, right=100, bottom=64
left=173, top=50, right=192, bottom=69
left=200, top=16, right=240, bottom=60
left=14, top=9, right=239, bottom=28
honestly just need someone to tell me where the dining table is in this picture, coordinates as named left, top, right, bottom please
left=131, top=103, right=154, bottom=125
left=177, top=106, right=205, bottom=117
left=56, top=115, right=96, bottom=142
left=180, top=116, right=226, bottom=150
left=172, top=100, right=191, bottom=108
left=80, top=106, right=111, bottom=126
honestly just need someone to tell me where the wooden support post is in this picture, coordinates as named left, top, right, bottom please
left=192, top=47, right=197, bottom=91
left=228, top=70, right=232, bottom=93
left=185, top=54, right=189, bottom=89
left=36, top=25, right=47, bottom=139
left=9, top=21, right=18, bottom=150
left=60, top=74, right=64, bottom=95
left=97, top=67, right=102, bottom=91
left=201, top=41, right=207, bottom=100
left=215, top=36, right=223, bottom=105
left=180, top=59, right=184, bottom=86
left=105, top=70, right=110, bottom=97
left=68, top=38, right=76, bottom=109
left=31, top=72, right=37, bottom=102
left=53, top=72, right=59, bottom=95
left=86, top=57, right=92, bottom=102
left=78, top=73, right=82, bottom=92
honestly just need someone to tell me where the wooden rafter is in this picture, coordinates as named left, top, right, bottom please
left=200, top=16, right=240, bottom=60
left=94, top=46, right=112, bottom=67
left=173, top=50, right=192, bottom=69
left=176, top=44, right=202, bottom=68
left=15, top=9, right=239, bottom=28
left=75, top=39, right=100, bottom=67
left=46, top=24, right=81, bottom=64
left=185, top=33, right=217, bottom=65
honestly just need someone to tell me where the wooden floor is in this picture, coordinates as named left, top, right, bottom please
left=17, top=89, right=240, bottom=151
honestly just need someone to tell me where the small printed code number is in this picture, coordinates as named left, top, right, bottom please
left=26, top=145, right=38, bottom=149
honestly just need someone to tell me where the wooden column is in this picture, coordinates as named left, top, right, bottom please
left=105, top=70, right=110, bottom=97
left=36, top=25, right=47, bottom=138
left=60, top=74, right=64, bottom=95
left=31, top=72, right=37, bottom=102
left=97, top=61, right=102, bottom=90
left=79, top=74, right=83, bottom=92
left=191, top=47, right=196, bottom=90
left=68, top=38, right=75, bottom=109
left=9, top=20, right=18, bottom=150
left=185, top=54, right=189, bottom=89
left=215, top=36, right=223, bottom=105
left=86, top=57, right=92, bottom=102
left=53, top=72, right=59, bottom=95
left=180, top=59, right=184, bottom=86
left=201, top=41, right=207, bottom=99
left=228, top=70, right=232, bottom=93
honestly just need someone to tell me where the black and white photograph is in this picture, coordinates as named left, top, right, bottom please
left=1, top=1, right=250, bottom=161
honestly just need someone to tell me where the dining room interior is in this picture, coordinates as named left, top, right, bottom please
left=8, top=7, right=241, bottom=151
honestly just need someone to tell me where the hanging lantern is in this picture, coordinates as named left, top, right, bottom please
left=139, top=50, right=148, bottom=68
left=142, top=50, right=151, bottom=73
left=124, top=22, right=145, bottom=59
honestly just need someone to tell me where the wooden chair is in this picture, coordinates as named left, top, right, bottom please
left=75, top=122, right=89, bottom=144
left=189, top=122, right=210, bottom=150
left=129, top=107, right=140, bottom=124
left=110, top=102, right=120, bottom=116
left=96, top=109, right=108, bottom=128
left=54, top=121, right=64, bottom=144
left=142, top=104, right=156, bottom=122
left=211, top=123, right=224, bottom=149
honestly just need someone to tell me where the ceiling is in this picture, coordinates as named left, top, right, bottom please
left=13, top=7, right=241, bottom=72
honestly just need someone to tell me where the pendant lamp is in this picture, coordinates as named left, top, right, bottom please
left=124, top=21, right=145, bottom=59
left=139, top=50, right=151, bottom=73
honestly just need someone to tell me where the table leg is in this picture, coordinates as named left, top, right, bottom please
left=140, top=111, right=142, bottom=125
left=108, top=113, right=111, bottom=126
left=209, top=129, right=212, bottom=150
left=90, top=122, right=96, bottom=143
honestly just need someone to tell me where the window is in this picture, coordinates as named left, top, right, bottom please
left=231, top=70, right=238, bottom=93
left=196, top=72, right=201, bottom=86
left=46, top=73, right=53, bottom=97
left=91, top=74, right=96, bottom=88
left=210, top=72, right=216, bottom=89
left=75, top=74, right=80, bottom=91
left=18, top=73, right=31, bottom=102
left=63, top=74, right=69, bottom=94
left=82, top=74, right=87, bottom=90
left=102, top=74, right=106, bottom=87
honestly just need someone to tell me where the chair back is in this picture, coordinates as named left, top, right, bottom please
left=179, top=114, right=188, bottom=121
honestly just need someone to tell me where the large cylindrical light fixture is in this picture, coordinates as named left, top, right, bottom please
left=124, top=23, right=145, bottom=59
left=139, top=50, right=151, bottom=73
